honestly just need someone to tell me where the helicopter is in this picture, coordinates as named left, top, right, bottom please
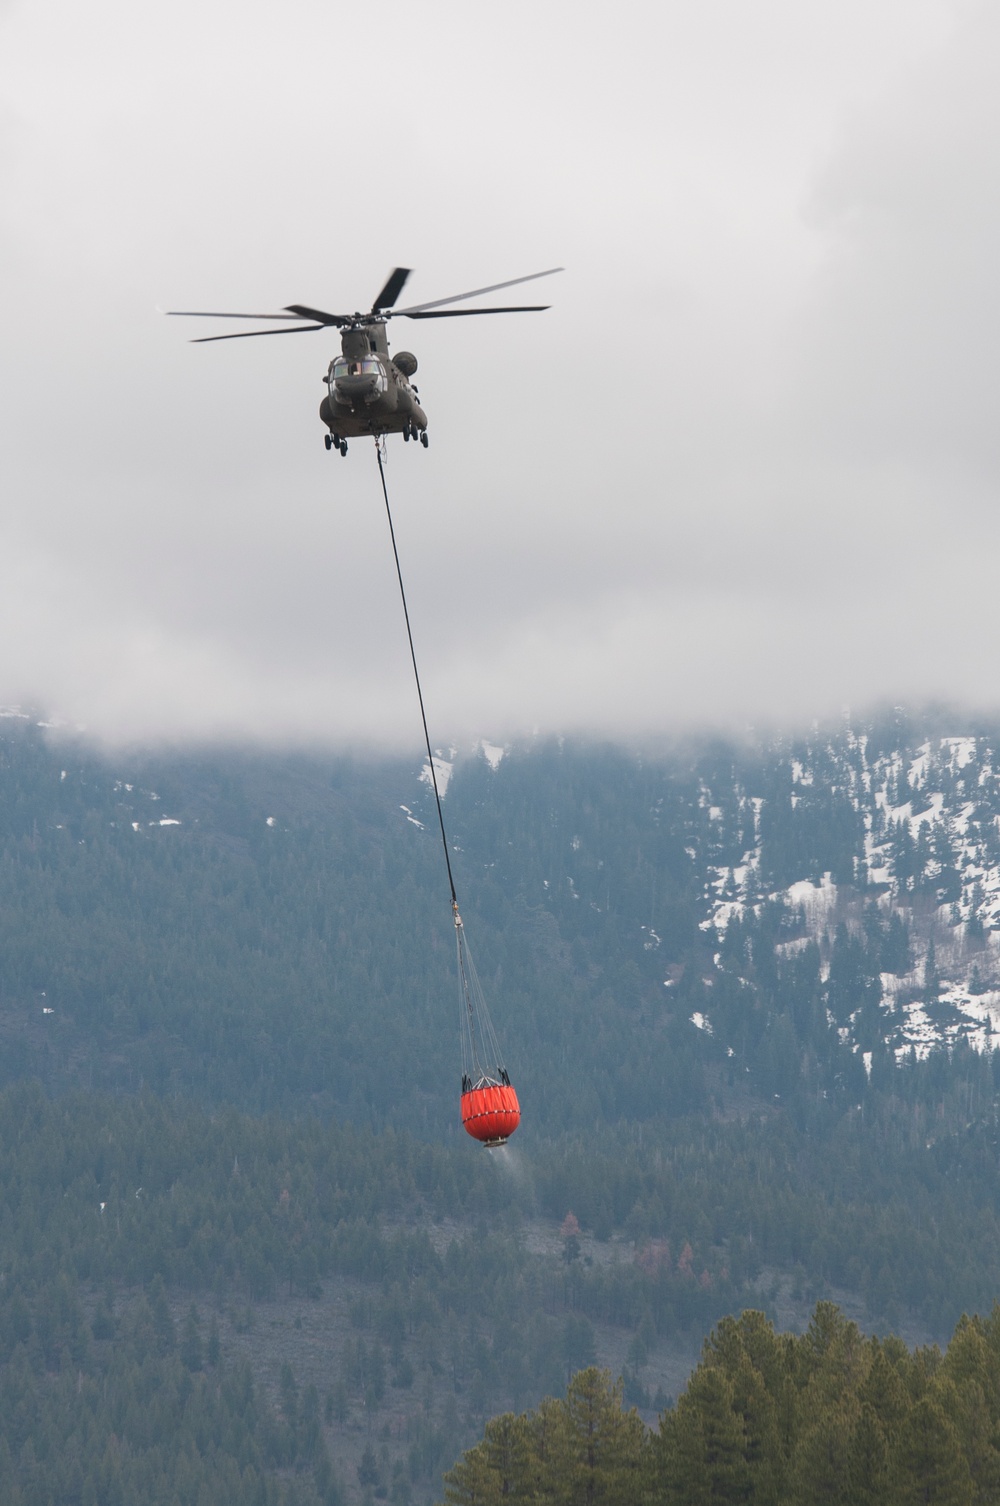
left=168, top=266, right=562, bottom=455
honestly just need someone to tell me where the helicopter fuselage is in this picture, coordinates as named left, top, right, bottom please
left=168, top=264, right=561, bottom=455
left=318, top=321, right=427, bottom=441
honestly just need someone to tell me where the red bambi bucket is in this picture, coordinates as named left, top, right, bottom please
left=460, top=1082, right=521, bottom=1146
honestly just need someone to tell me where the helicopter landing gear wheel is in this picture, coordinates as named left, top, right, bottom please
left=420, top=430, right=429, bottom=449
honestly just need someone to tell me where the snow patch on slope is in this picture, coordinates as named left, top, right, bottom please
left=420, top=754, right=454, bottom=797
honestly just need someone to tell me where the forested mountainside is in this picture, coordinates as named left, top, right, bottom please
left=3, top=1085, right=1000, bottom=1506
left=0, top=716, right=705, bottom=1133
left=7, top=708, right=1000, bottom=1500
left=4, top=704, right=1000, bottom=1128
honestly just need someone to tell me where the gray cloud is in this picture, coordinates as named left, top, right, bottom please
left=0, top=0, right=992, bottom=747
left=791, top=3, right=1000, bottom=480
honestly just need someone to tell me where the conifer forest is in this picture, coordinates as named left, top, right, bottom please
left=5, top=708, right=1000, bottom=1501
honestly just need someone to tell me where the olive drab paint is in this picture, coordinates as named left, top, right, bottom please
left=167, top=265, right=562, bottom=455
left=318, top=316, right=428, bottom=447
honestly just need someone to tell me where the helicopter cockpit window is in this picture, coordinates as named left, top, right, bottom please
left=333, top=357, right=383, bottom=381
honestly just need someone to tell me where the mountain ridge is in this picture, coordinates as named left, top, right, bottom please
left=4, top=704, right=1000, bottom=1132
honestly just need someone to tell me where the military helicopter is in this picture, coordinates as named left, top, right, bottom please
left=168, top=266, right=562, bottom=455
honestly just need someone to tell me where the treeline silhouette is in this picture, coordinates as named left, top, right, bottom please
left=443, top=1302, right=1000, bottom=1505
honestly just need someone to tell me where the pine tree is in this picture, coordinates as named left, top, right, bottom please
left=554, top=1367, right=648, bottom=1506
left=847, top=1402, right=891, bottom=1506
left=890, top=1396, right=973, bottom=1506
left=481, top=1413, right=533, bottom=1500
left=181, top=1304, right=204, bottom=1372
left=358, top=1442, right=381, bottom=1491
left=785, top=1403, right=859, bottom=1506
left=661, top=1365, right=750, bottom=1506
left=936, top=1319, right=1000, bottom=1502
left=148, top=1275, right=175, bottom=1355
left=728, top=1352, right=783, bottom=1505
left=440, top=1438, right=504, bottom=1506
left=857, top=1342, right=910, bottom=1439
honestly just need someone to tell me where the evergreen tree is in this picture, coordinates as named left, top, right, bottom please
left=181, top=1303, right=204, bottom=1372
left=785, top=1403, right=860, bottom=1506
left=891, top=1395, right=973, bottom=1506
left=441, top=1443, right=505, bottom=1506
left=847, top=1403, right=892, bottom=1506
left=555, top=1368, right=648, bottom=1506
left=482, top=1413, right=534, bottom=1500
left=659, top=1365, right=749, bottom=1506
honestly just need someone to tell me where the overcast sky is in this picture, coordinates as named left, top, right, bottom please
left=1, top=0, right=996, bottom=750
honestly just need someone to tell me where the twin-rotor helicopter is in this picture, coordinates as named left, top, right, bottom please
left=169, top=266, right=562, bottom=455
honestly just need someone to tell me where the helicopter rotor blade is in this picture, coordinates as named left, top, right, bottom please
left=395, top=267, right=563, bottom=315
left=401, top=305, right=552, bottom=319
left=188, top=324, right=328, bottom=343
left=283, top=304, right=349, bottom=325
left=169, top=266, right=561, bottom=341
left=371, top=267, right=412, bottom=312
left=167, top=310, right=308, bottom=321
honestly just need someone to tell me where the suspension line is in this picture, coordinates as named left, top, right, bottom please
left=374, top=441, right=459, bottom=909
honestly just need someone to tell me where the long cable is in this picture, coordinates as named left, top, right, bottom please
left=375, top=440, right=509, bottom=1090
left=375, top=441, right=458, bottom=907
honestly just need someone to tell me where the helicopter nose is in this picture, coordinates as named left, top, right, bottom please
left=334, top=374, right=379, bottom=401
